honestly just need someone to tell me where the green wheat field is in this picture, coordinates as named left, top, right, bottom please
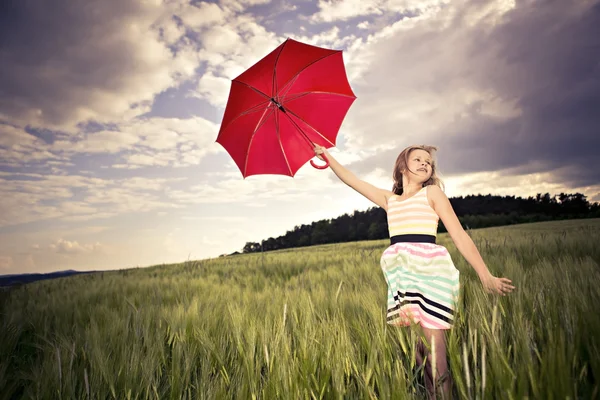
left=1, top=219, right=599, bottom=399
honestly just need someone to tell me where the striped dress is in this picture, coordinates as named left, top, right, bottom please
left=380, top=185, right=460, bottom=330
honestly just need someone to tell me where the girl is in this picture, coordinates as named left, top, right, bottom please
left=313, top=144, right=515, bottom=398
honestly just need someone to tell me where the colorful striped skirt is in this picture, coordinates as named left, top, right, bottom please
left=380, top=242, right=460, bottom=329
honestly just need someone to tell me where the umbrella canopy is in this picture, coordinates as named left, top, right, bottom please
left=216, top=38, right=356, bottom=178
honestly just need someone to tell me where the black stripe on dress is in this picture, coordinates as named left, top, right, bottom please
left=393, top=290, right=454, bottom=315
left=387, top=301, right=453, bottom=324
left=387, top=295, right=454, bottom=323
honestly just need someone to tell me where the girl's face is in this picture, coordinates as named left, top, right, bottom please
left=406, top=149, right=433, bottom=181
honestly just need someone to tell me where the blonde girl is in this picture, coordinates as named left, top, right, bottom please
left=313, top=144, right=515, bottom=398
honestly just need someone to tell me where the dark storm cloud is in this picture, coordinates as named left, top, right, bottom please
left=0, top=0, right=175, bottom=129
left=349, top=0, right=600, bottom=189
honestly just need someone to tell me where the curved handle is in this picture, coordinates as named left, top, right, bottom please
left=310, top=152, right=330, bottom=169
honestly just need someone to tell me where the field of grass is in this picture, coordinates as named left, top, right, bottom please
left=1, top=219, right=599, bottom=399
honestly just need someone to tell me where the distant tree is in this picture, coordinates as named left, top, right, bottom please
left=242, top=242, right=261, bottom=253
left=311, top=221, right=329, bottom=245
left=368, top=222, right=388, bottom=240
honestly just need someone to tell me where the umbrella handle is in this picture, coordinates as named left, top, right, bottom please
left=310, top=153, right=330, bottom=169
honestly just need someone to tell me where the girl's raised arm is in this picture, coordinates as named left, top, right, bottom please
left=427, top=185, right=515, bottom=295
left=314, top=145, right=391, bottom=210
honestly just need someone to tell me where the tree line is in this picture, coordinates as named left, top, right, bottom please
left=233, top=192, right=599, bottom=255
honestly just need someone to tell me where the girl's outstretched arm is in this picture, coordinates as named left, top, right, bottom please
left=427, top=185, right=515, bottom=295
left=314, top=145, right=392, bottom=210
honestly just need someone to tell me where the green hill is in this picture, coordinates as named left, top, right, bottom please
left=1, top=219, right=599, bottom=399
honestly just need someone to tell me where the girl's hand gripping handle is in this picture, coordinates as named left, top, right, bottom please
left=312, top=145, right=330, bottom=169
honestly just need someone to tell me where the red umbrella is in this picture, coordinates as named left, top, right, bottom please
left=216, top=38, right=356, bottom=178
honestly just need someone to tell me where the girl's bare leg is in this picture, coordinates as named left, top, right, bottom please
left=415, top=336, right=433, bottom=393
left=419, top=327, right=452, bottom=399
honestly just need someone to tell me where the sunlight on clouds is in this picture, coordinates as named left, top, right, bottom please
left=53, top=130, right=140, bottom=154
left=178, top=2, right=228, bottom=29
left=121, top=177, right=180, bottom=191
left=166, top=166, right=341, bottom=205
left=61, top=212, right=120, bottom=222
left=238, top=0, right=272, bottom=5
left=138, top=129, right=180, bottom=151
left=290, top=26, right=356, bottom=49
left=49, top=238, right=103, bottom=254
left=310, top=0, right=449, bottom=23
left=126, top=153, right=172, bottom=167
left=0, top=173, right=184, bottom=227
left=157, top=15, right=186, bottom=45
left=203, top=25, right=243, bottom=53
left=220, top=0, right=273, bottom=12
left=0, top=125, right=63, bottom=167
left=0, top=125, right=36, bottom=147
left=188, top=10, right=281, bottom=106
left=118, top=116, right=220, bottom=167
left=45, top=116, right=221, bottom=168
left=311, top=0, right=383, bottom=22
left=462, top=0, right=516, bottom=27
left=197, top=72, right=232, bottom=108
left=444, top=171, right=600, bottom=202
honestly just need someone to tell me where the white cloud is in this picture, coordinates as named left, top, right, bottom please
left=310, top=0, right=449, bottom=23
left=164, top=159, right=352, bottom=205
left=203, top=25, right=244, bottom=53
left=311, top=0, right=383, bottom=22
left=49, top=238, right=103, bottom=254
left=191, top=13, right=281, bottom=106
left=125, top=153, right=172, bottom=167
left=0, top=125, right=63, bottom=167
left=239, top=0, right=272, bottom=5
left=117, top=116, right=220, bottom=167
left=53, top=130, right=140, bottom=154
left=197, top=72, right=232, bottom=108
left=157, top=16, right=186, bottom=45
left=178, top=2, right=229, bottom=30
left=1, top=116, right=221, bottom=170
left=0, top=173, right=185, bottom=227
left=0, top=125, right=36, bottom=147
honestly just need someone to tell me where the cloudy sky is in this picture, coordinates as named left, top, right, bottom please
left=1, top=0, right=598, bottom=275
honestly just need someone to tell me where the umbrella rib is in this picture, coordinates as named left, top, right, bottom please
left=277, top=74, right=299, bottom=102
left=219, top=100, right=271, bottom=136
left=281, top=108, right=335, bottom=147
left=239, top=100, right=272, bottom=116
left=280, top=91, right=357, bottom=103
left=276, top=51, right=340, bottom=98
left=272, top=39, right=289, bottom=98
left=254, top=105, right=275, bottom=133
left=274, top=109, right=293, bottom=176
left=233, top=80, right=271, bottom=100
left=219, top=81, right=271, bottom=134
left=244, top=106, right=276, bottom=176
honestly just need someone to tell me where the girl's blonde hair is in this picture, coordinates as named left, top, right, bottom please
left=392, top=145, right=444, bottom=195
